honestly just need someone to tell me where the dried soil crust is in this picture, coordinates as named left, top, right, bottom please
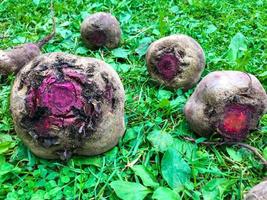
left=80, top=12, right=121, bottom=49
left=244, top=180, right=267, bottom=200
left=10, top=52, right=125, bottom=160
left=184, top=71, right=267, bottom=141
left=146, top=34, right=205, bottom=90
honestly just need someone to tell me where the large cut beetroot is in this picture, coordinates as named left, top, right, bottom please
left=10, top=52, right=125, bottom=160
left=184, top=71, right=267, bottom=141
left=146, top=34, right=205, bottom=90
left=80, top=12, right=121, bottom=49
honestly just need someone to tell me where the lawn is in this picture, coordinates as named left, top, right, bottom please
left=0, top=0, right=266, bottom=199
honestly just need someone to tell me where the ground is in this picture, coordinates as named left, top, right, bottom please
left=0, top=0, right=266, bottom=199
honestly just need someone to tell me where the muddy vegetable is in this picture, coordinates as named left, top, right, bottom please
left=0, top=5, right=56, bottom=76
left=184, top=71, right=267, bottom=141
left=10, top=52, right=125, bottom=160
left=146, top=34, right=205, bottom=90
left=80, top=12, right=121, bottom=49
left=244, top=180, right=267, bottom=200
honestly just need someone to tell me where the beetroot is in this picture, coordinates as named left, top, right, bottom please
left=80, top=12, right=121, bottom=49
left=10, top=52, right=125, bottom=160
left=244, top=180, right=267, bottom=200
left=184, top=71, right=267, bottom=141
left=146, top=34, right=205, bottom=90
left=0, top=11, right=55, bottom=76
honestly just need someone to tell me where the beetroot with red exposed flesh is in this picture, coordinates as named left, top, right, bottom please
left=184, top=71, right=267, bottom=141
left=10, top=52, right=125, bottom=160
left=80, top=12, right=121, bottom=49
left=146, top=34, right=205, bottom=90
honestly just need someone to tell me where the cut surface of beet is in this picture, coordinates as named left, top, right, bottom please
left=156, top=54, right=180, bottom=80
left=25, top=72, right=87, bottom=134
left=218, top=104, right=252, bottom=139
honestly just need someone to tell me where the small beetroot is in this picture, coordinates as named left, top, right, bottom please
left=80, top=12, right=121, bottom=49
left=146, top=34, right=205, bottom=90
left=184, top=71, right=267, bottom=141
left=10, top=52, right=125, bottom=160
left=0, top=6, right=56, bottom=76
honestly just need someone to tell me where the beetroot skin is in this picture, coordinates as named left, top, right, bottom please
left=146, top=34, right=205, bottom=90
left=80, top=12, right=121, bottom=49
left=10, top=52, right=125, bottom=160
left=184, top=71, right=267, bottom=141
left=244, top=180, right=267, bottom=200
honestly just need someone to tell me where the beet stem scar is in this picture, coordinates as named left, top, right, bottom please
left=156, top=54, right=180, bottom=80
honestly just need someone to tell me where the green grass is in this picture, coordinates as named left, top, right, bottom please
left=0, top=0, right=266, bottom=199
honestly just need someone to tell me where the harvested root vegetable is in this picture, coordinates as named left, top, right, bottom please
left=80, top=12, right=121, bottom=49
left=184, top=71, right=267, bottom=141
left=146, top=34, right=205, bottom=90
left=0, top=5, right=56, bottom=76
left=244, top=181, right=267, bottom=200
left=10, top=52, right=125, bottom=160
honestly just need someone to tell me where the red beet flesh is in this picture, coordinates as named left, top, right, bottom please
left=156, top=54, right=180, bottom=80
left=218, top=104, right=252, bottom=139
left=26, top=70, right=87, bottom=135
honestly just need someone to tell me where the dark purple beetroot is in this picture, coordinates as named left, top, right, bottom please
left=80, top=12, right=121, bottom=49
left=10, top=52, right=125, bottom=160
left=0, top=8, right=56, bottom=76
left=184, top=71, right=267, bottom=141
left=146, top=34, right=205, bottom=90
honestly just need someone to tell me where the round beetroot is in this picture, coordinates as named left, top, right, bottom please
left=80, top=12, right=121, bottom=49
left=184, top=71, right=267, bottom=141
left=146, top=34, right=205, bottom=90
left=10, top=52, right=125, bottom=160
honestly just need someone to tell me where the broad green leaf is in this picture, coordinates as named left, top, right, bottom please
left=171, top=139, right=195, bottom=160
left=161, top=148, right=191, bottom=188
left=159, top=99, right=170, bottom=108
left=0, top=162, right=20, bottom=177
left=147, top=130, right=173, bottom=152
left=110, top=181, right=151, bottom=200
left=124, top=126, right=141, bottom=143
left=72, top=156, right=102, bottom=167
left=0, top=134, right=15, bottom=154
left=152, top=187, right=180, bottom=200
left=206, top=24, right=217, bottom=34
left=0, top=141, right=12, bottom=154
left=112, top=63, right=131, bottom=73
left=157, top=89, right=173, bottom=101
left=112, top=48, right=130, bottom=59
left=227, top=32, right=247, bottom=63
left=170, top=95, right=187, bottom=110
left=226, top=147, right=242, bottom=162
left=33, top=0, right=40, bottom=6
left=135, top=37, right=153, bottom=57
left=132, top=165, right=159, bottom=187
left=75, top=47, right=88, bottom=55
left=202, top=178, right=235, bottom=200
